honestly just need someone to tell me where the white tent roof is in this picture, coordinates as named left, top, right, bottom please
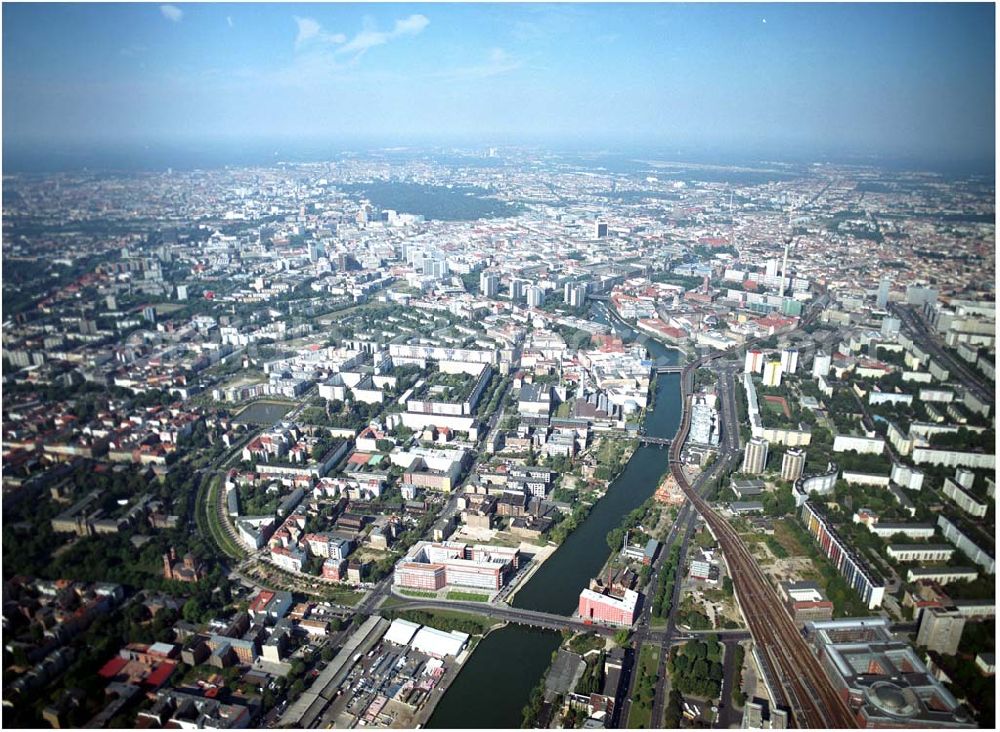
left=411, top=626, right=469, bottom=658
left=384, top=618, right=421, bottom=646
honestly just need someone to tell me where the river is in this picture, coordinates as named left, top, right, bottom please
left=427, top=305, right=682, bottom=728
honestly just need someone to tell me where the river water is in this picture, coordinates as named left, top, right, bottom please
left=427, top=306, right=681, bottom=728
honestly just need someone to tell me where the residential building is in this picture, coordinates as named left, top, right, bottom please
left=781, top=449, right=806, bottom=482
left=762, top=360, right=783, bottom=387
left=801, top=502, right=885, bottom=609
left=917, top=606, right=966, bottom=655
left=743, top=437, right=769, bottom=475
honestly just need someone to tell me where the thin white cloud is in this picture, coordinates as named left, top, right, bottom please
left=336, top=14, right=429, bottom=57
left=120, top=44, right=147, bottom=57
left=294, top=16, right=347, bottom=49
left=227, top=16, right=234, bottom=29
left=429, top=48, right=522, bottom=81
left=160, top=5, right=183, bottom=23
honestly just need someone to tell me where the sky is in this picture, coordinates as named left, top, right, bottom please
left=2, top=2, right=996, bottom=166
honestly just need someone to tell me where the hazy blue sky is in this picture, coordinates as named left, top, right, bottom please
left=2, top=3, right=995, bottom=164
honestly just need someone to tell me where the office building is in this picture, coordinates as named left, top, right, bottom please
left=763, top=360, right=783, bottom=387
left=917, top=606, right=966, bottom=655
left=142, top=306, right=157, bottom=324
left=743, top=437, right=769, bottom=475
left=690, top=396, right=720, bottom=446
left=578, top=588, right=638, bottom=626
left=886, top=544, right=954, bottom=562
left=479, top=272, right=499, bottom=297
left=779, top=581, right=834, bottom=625
left=906, top=285, right=939, bottom=307
left=881, top=316, right=901, bottom=337
left=781, top=449, right=807, bottom=482
left=742, top=698, right=789, bottom=729
left=731, top=479, right=765, bottom=499
left=595, top=221, right=609, bottom=238
left=394, top=541, right=519, bottom=593
left=805, top=618, right=974, bottom=728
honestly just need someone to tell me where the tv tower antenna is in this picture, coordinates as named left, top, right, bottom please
left=779, top=204, right=795, bottom=298
left=728, top=189, right=735, bottom=250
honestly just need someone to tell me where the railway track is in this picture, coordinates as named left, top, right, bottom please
left=668, top=315, right=857, bottom=728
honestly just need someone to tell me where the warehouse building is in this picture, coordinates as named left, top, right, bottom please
left=578, top=588, right=639, bottom=627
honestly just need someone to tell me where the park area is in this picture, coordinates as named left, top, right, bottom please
left=627, top=643, right=661, bottom=728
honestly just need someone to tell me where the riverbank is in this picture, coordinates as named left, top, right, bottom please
left=597, top=300, right=692, bottom=362
left=425, top=625, right=562, bottom=728
left=428, top=308, right=683, bottom=727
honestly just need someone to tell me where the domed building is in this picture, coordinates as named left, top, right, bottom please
left=804, top=618, right=976, bottom=728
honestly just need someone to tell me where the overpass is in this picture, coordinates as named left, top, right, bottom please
left=383, top=597, right=760, bottom=641
left=384, top=598, right=620, bottom=636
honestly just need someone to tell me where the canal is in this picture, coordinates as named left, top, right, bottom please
left=426, top=306, right=682, bottom=728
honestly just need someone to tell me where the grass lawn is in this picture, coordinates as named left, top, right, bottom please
left=650, top=616, right=668, bottom=629
left=446, top=590, right=490, bottom=602
left=203, top=476, right=246, bottom=560
left=627, top=644, right=662, bottom=729
left=321, top=586, right=365, bottom=605
left=398, top=588, right=437, bottom=598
